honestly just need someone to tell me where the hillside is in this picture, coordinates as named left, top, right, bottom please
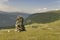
left=25, top=10, right=60, bottom=25
left=0, top=26, right=60, bottom=40
left=0, top=10, right=60, bottom=40
left=0, top=11, right=30, bottom=27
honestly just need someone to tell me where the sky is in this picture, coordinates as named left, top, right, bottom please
left=0, top=0, right=60, bottom=13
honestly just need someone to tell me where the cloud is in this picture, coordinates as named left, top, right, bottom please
left=55, top=9, right=59, bottom=10
left=0, top=0, right=21, bottom=12
left=0, top=0, right=8, bottom=2
left=38, top=9, right=41, bottom=11
left=31, top=8, right=49, bottom=13
left=0, top=0, right=8, bottom=4
left=0, top=4, right=21, bottom=12
left=43, top=8, right=47, bottom=10
left=0, top=0, right=49, bottom=13
left=0, top=0, right=60, bottom=13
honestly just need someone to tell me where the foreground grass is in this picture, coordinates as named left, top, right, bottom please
left=0, top=25, right=60, bottom=40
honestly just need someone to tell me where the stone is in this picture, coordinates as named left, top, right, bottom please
left=15, top=16, right=25, bottom=32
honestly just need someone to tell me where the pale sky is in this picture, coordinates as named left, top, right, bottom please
left=0, top=0, right=60, bottom=13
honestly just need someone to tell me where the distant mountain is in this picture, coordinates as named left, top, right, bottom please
left=25, top=10, right=60, bottom=25
left=0, top=11, right=31, bottom=27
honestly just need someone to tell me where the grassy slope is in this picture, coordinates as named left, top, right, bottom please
left=0, top=27, right=60, bottom=40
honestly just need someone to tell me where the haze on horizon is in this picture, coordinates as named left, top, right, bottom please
left=0, top=0, right=60, bottom=13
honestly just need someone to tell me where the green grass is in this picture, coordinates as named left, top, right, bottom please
left=0, top=25, right=60, bottom=40
left=0, top=10, right=60, bottom=40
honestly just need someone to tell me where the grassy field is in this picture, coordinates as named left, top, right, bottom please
left=0, top=11, right=60, bottom=40
left=0, top=23, right=60, bottom=40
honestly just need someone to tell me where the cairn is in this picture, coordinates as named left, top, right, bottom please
left=15, top=16, right=25, bottom=32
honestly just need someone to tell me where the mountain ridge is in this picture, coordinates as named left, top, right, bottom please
left=25, top=10, right=60, bottom=25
